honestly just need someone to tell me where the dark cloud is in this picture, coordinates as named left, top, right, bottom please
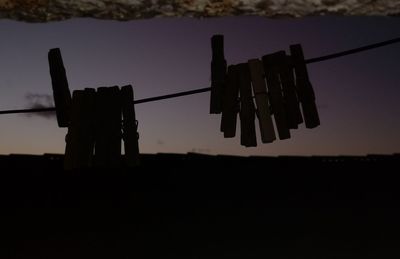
left=190, top=148, right=211, bottom=154
left=317, top=104, right=329, bottom=110
left=24, top=93, right=56, bottom=119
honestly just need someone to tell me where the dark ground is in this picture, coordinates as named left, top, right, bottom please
left=0, top=153, right=399, bottom=258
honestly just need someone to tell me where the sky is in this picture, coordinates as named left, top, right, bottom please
left=0, top=16, right=399, bottom=156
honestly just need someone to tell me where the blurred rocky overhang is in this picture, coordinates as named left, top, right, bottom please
left=0, top=0, right=399, bottom=22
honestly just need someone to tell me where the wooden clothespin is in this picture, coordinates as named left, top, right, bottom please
left=262, top=53, right=291, bottom=140
left=64, top=88, right=96, bottom=170
left=237, top=63, right=257, bottom=147
left=290, top=44, right=320, bottom=129
left=220, top=65, right=240, bottom=138
left=275, top=51, right=303, bottom=129
left=121, top=85, right=140, bottom=167
left=210, top=34, right=227, bottom=114
left=248, top=59, right=276, bottom=143
left=48, top=48, right=72, bottom=128
left=94, top=86, right=122, bottom=168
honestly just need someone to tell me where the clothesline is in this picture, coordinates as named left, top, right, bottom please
left=0, top=36, right=399, bottom=116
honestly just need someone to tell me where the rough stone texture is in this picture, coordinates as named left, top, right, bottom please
left=0, top=0, right=399, bottom=22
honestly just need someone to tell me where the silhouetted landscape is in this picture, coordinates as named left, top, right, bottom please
left=1, top=153, right=399, bottom=258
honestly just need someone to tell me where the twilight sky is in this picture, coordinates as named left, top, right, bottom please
left=0, top=16, right=399, bottom=156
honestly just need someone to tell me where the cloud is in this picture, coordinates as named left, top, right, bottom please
left=24, top=93, right=56, bottom=119
left=189, top=148, right=211, bottom=154
left=317, top=104, right=329, bottom=110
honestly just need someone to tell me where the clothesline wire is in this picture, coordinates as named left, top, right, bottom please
left=0, top=36, right=399, bottom=116
left=305, top=36, right=400, bottom=64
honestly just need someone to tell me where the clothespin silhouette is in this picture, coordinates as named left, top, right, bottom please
left=290, top=44, right=320, bottom=128
left=275, top=51, right=303, bottom=129
left=48, top=48, right=72, bottom=128
left=220, top=65, right=240, bottom=138
left=64, top=88, right=96, bottom=170
left=248, top=59, right=276, bottom=143
left=237, top=63, right=257, bottom=147
left=94, top=86, right=122, bottom=168
left=121, top=85, right=140, bottom=167
left=262, top=52, right=291, bottom=140
left=210, top=35, right=227, bottom=114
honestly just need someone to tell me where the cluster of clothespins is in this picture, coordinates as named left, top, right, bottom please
left=210, top=35, right=320, bottom=147
left=48, top=49, right=139, bottom=170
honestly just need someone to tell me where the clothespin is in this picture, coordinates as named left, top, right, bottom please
left=121, top=85, right=140, bottom=167
left=275, top=51, right=303, bottom=129
left=237, top=63, right=257, bottom=147
left=220, top=65, right=240, bottom=138
left=94, top=86, right=122, bottom=168
left=262, top=52, right=291, bottom=140
left=48, top=48, right=72, bottom=128
left=64, top=88, right=96, bottom=170
left=210, top=34, right=227, bottom=114
left=290, top=44, right=320, bottom=129
left=248, top=59, right=276, bottom=143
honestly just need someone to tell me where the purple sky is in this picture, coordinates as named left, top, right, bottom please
left=0, top=16, right=400, bottom=156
